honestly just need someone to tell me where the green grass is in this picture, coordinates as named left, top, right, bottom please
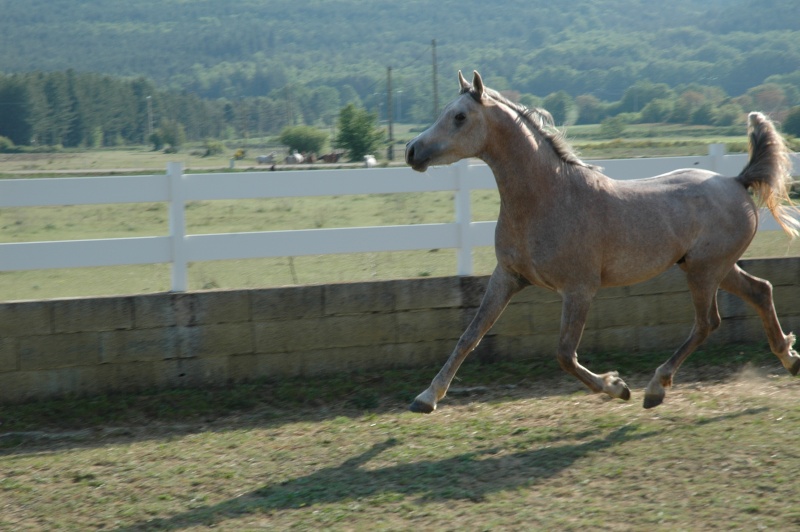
left=2, top=344, right=800, bottom=530
left=2, top=190, right=797, bottom=301
left=0, top=191, right=503, bottom=300
left=2, top=136, right=799, bottom=301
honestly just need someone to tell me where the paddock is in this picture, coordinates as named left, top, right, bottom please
left=2, top=154, right=800, bottom=529
left=1, top=358, right=800, bottom=530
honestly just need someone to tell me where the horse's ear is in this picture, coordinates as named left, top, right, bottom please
left=458, top=70, right=470, bottom=91
left=472, top=71, right=485, bottom=98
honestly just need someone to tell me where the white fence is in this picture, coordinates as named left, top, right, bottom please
left=1, top=145, right=798, bottom=292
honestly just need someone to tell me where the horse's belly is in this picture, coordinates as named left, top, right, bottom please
left=601, top=264, right=674, bottom=288
left=600, top=252, right=680, bottom=288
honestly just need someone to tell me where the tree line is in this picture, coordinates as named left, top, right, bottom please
left=3, top=67, right=800, bottom=155
left=1, top=1, right=799, bottom=128
left=0, top=71, right=328, bottom=149
left=0, top=72, right=223, bottom=148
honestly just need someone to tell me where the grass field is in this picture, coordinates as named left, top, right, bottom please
left=2, top=345, right=800, bottom=530
left=2, top=189, right=798, bottom=302
left=1, top=131, right=799, bottom=302
left=3, top=132, right=800, bottom=529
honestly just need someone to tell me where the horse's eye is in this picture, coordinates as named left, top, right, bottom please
left=455, top=112, right=466, bottom=123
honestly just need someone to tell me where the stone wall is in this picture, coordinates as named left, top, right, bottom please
left=1, top=258, right=798, bottom=403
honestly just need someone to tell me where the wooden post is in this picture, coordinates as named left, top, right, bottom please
left=387, top=66, right=394, bottom=160
left=168, top=162, right=188, bottom=292
left=708, top=143, right=726, bottom=173
left=454, top=160, right=473, bottom=275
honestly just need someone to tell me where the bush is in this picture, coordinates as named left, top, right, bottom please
left=150, top=119, right=186, bottom=152
left=0, top=136, right=16, bottom=153
left=202, top=139, right=225, bottom=157
left=279, top=125, right=328, bottom=154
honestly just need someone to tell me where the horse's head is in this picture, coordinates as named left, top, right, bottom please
left=405, top=70, right=491, bottom=172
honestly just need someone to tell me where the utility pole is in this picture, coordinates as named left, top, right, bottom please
left=285, top=85, right=294, bottom=126
left=432, top=39, right=439, bottom=120
left=387, top=66, right=394, bottom=160
left=146, top=95, right=153, bottom=139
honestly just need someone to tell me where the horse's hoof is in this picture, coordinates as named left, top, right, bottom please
left=409, top=400, right=435, bottom=414
left=791, top=357, right=800, bottom=377
left=620, top=386, right=631, bottom=401
left=643, top=394, right=663, bottom=409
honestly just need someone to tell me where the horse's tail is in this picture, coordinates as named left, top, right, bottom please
left=737, top=111, right=800, bottom=238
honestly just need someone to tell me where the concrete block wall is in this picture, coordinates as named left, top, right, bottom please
left=1, top=257, right=798, bottom=403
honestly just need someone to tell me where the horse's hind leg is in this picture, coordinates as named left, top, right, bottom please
left=644, top=273, right=722, bottom=408
left=720, top=264, right=800, bottom=375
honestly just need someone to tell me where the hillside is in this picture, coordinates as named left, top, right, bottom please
left=0, top=0, right=799, bottom=149
left=1, top=0, right=798, bottom=104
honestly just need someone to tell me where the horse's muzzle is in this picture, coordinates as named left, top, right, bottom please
left=405, top=138, right=429, bottom=172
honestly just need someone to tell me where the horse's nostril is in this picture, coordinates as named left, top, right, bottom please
left=406, top=145, right=415, bottom=163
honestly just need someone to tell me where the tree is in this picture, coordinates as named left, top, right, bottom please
left=0, top=79, right=33, bottom=145
left=617, top=81, right=673, bottom=114
left=279, top=125, right=328, bottom=154
left=575, top=94, right=607, bottom=125
left=639, top=98, right=673, bottom=123
left=308, top=86, right=341, bottom=126
left=713, top=103, right=743, bottom=127
left=783, top=106, right=800, bottom=137
left=334, top=104, right=384, bottom=161
left=746, top=83, right=788, bottom=116
left=151, top=118, right=186, bottom=152
left=691, top=103, right=715, bottom=126
left=542, top=91, right=576, bottom=126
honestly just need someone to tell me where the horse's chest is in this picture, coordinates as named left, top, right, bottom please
left=495, top=228, right=560, bottom=290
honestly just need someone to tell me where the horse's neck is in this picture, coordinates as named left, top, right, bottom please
left=482, top=124, right=567, bottom=209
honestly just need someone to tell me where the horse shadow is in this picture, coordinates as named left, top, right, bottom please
left=115, top=407, right=767, bottom=531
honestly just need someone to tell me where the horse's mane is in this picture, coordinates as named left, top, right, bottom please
left=464, top=85, right=593, bottom=169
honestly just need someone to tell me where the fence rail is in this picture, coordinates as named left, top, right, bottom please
left=2, top=145, right=798, bottom=292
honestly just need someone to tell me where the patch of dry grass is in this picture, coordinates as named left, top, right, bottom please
left=2, top=350, right=800, bottom=530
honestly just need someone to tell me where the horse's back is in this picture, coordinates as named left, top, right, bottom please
left=591, top=168, right=757, bottom=287
left=610, top=168, right=753, bottom=213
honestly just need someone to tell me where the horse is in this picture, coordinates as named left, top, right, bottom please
left=405, top=70, right=800, bottom=413
left=285, top=150, right=304, bottom=164
left=256, top=153, right=276, bottom=164
left=321, top=151, right=343, bottom=163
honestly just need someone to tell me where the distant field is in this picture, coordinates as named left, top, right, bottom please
left=0, top=147, right=230, bottom=175
left=0, top=191, right=498, bottom=300
left=1, top=130, right=798, bottom=301
left=0, top=122, right=782, bottom=177
left=2, top=190, right=798, bottom=302
left=0, top=131, right=418, bottom=177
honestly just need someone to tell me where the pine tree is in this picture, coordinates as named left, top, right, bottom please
left=0, top=79, right=33, bottom=145
left=334, top=104, right=384, bottom=161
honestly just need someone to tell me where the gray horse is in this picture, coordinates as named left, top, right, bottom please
left=405, top=70, right=800, bottom=412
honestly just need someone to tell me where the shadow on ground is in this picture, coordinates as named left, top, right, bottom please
left=114, top=407, right=767, bottom=531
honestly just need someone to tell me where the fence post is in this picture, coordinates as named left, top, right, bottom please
left=168, top=162, right=188, bottom=292
left=454, top=160, right=473, bottom=276
left=708, top=143, right=726, bottom=173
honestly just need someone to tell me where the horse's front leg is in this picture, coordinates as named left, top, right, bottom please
left=409, top=266, right=526, bottom=413
left=557, top=290, right=632, bottom=401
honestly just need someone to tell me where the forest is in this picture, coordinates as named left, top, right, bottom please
left=0, top=0, right=799, bottom=148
